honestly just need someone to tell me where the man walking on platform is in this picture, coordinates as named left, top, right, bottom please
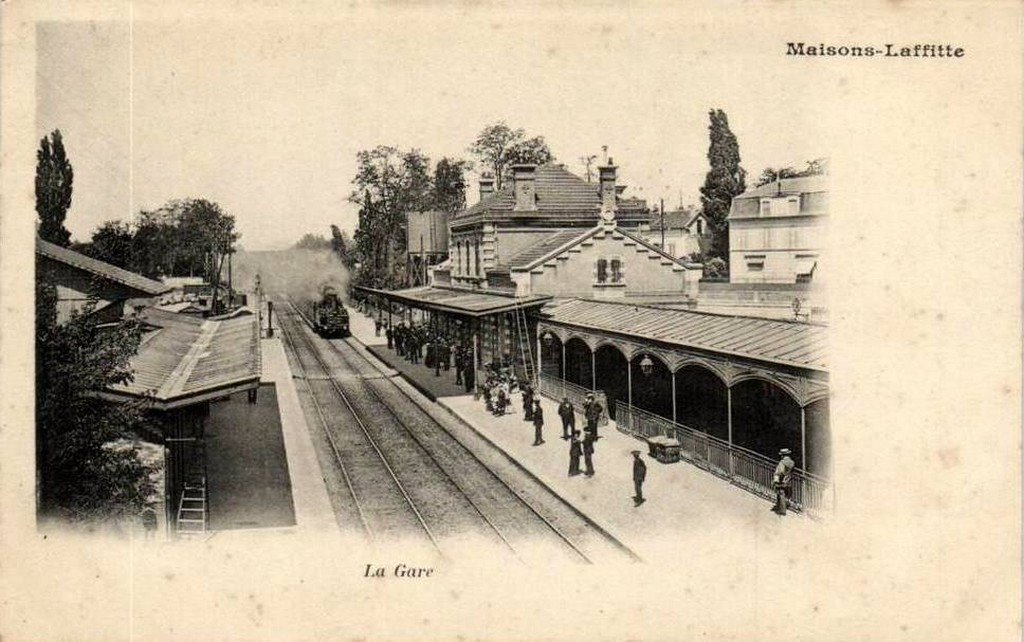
left=532, top=399, right=544, bottom=446
left=568, top=430, right=582, bottom=476
left=632, top=450, right=647, bottom=506
left=522, top=382, right=534, bottom=421
left=386, top=325, right=393, bottom=350
left=582, top=430, right=595, bottom=476
left=584, top=394, right=603, bottom=440
left=558, top=397, right=575, bottom=439
left=771, top=448, right=796, bottom=516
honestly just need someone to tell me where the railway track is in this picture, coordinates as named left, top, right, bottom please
left=277, top=298, right=637, bottom=564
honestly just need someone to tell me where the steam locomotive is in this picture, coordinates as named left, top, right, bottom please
left=311, top=285, right=350, bottom=338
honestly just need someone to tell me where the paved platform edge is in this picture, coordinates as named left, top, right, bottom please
left=345, top=326, right=641, bottom=562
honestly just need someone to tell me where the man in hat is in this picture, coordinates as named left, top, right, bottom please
left=557, top=397, right=575, bottom=439
left=584, top=394, right=603, bottom=441
left=568, top=430, right=582, bottom=476
left=532, top=399, right=545, bottom=446
left=632, top=450, right=647, bottom=506
left=582, top=430, right=596, bottom=476
left=772, top=448, right=796, bottom=515
left=522, top=381, right=534, bottom=421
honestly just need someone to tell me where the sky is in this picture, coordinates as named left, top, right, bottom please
left=36, top=5, right=830, bottom=250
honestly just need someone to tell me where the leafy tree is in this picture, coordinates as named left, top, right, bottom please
left=349, top=146, right=433, bottom=288
left=699, top=109, right=746, bottom=259
left=87, top=221, right=135, bottom=269
left=330, top=225, right=359, bottom=270
left=468, top=121, right=554, bottom=189
left=294, top=233, right=332, bottom=250
left=702, top=256, right=728, bottom=279
left=755, top=158, right=827, bottom=187
left=36, top=129, right=74, bottom=247
left=35, top=280, right=156, bottom=524
left=433, top=157, right=469, bottom=215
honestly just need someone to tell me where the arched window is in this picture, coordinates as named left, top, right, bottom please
left=474, top=240, right=481, bottom=275
left=696, top=219, right=704, bottom=235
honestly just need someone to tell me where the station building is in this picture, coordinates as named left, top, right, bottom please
left=365, top=159, right=831, bottom=512
left=363, top=160, right=703, bottom=376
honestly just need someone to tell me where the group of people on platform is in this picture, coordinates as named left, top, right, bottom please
left=383, top=321, right=476, bottom=394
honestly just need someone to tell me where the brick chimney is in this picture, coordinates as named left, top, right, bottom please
left=598, top=159, right=617, bottom=213
left=511, top=164, right=537, bottom=211
left=479, top=173, right=495, bottom=201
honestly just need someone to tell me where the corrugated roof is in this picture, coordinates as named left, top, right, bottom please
left=36, top=237, right=170, bottom=296
left=361, top=285, right=550, bottom=317
left=454, top=164, right=648, bottom=223
left=541, top=298, right=827, bottom=372
left=108, top=308, right=259, bottom=407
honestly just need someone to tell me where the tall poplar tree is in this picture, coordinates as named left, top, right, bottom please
left=699, top=109, right=746, bottom=260
left=36, top=129, right=74, bottom=247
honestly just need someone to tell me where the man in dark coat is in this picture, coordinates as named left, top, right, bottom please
left=532, top=399, right=544, bottom=446
left=772, top=448, right=796, bottom=516
left=454, top=347, right=463, bottom=385
left=463, top=360, right=475, bottom=394
left=522, top=382, right=534, bottom=421
left=582, top=431, right=595, bottom=476
left=568, top=430, right=582, bottom=476
left=584, top=395, right=603, bottom=440
left=386, top=325, right=393, bottom=350
left=632, top=450, right=647, bottom=506
left=442, top=341, right=451, bottom=371
left=557, top=397, right=575, bottom=440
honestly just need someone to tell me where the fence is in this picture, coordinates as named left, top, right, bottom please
left=615, top=401, right=832, bottom=517
left=537, top=372, right=609, bottom=427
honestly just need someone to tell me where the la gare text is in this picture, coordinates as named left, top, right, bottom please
left=363, top=563, right=435, bottom=578
left=787, top=42, right=965, bottom=58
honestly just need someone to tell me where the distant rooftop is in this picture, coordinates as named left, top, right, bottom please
left=454, top=163, right=648, bottom=225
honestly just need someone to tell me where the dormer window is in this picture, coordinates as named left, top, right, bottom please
left=760, top=196, right=801, bottom=217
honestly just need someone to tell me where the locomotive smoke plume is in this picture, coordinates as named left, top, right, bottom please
left=231, top=249, right=350, bottom=302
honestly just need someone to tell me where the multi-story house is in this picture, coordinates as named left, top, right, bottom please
left=727, top=174, right=827, bottom=284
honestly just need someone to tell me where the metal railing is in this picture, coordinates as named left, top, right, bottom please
left=537, top=372, right=609, bottom=427
left=615, top=401, right=831, bottom=517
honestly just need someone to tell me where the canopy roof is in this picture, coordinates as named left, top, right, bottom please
left=359, top=285, right=550, bottom=317
left=100, top=308, right=260, bottom=410
left=540, top=298, right=827, bottom=372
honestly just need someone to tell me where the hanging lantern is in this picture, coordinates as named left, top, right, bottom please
left=640, top=354, right=654, bottom=376
left=542, top=331, right=555, bottom=347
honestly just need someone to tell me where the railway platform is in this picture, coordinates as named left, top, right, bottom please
left=256, top=335, right=338, bottom=533
left=347, top=307, right=816, bottom=563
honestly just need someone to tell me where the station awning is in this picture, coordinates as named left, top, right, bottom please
left=97, top=308, right=261, bottom=410
left=539, top=298, right=828, bottom=372
left=358, top=285, right=551, bottom=318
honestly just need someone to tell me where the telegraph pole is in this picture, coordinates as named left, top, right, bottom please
left=660, top=198, right=665, bottom=249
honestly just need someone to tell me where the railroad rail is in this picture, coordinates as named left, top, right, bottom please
left=277, top=303, right=442, bottom=552
left=280, top=297, right=638, bottom=563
